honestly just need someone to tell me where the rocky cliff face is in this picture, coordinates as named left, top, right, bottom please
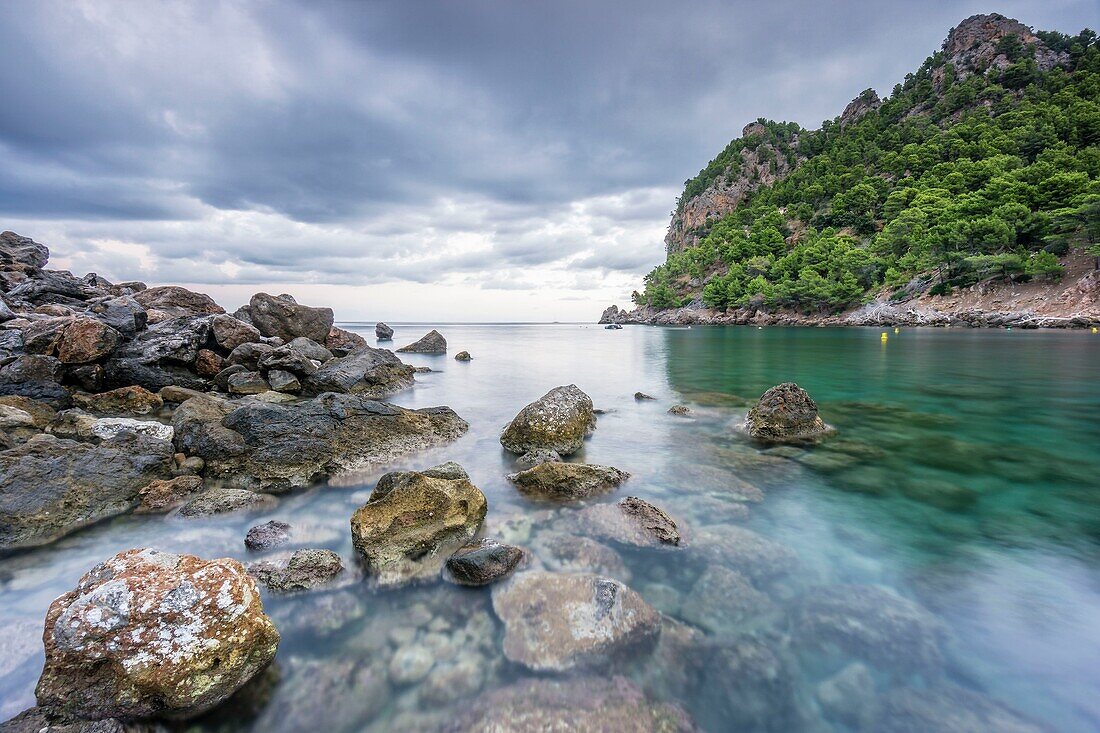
left=942, top=13, right=1068, bottom=80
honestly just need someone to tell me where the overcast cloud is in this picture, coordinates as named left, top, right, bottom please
left=0, top=0, right=1094, bottom=320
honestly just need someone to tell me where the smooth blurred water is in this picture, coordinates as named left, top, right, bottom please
left=1, top=324, right=1099, bottom=731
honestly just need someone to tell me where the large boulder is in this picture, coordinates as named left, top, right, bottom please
left=103, top=316, right=215, bottom=391
left=491, top=571, right=661, bottom=672
left=133, top=286, right=224, bottom=322
left=248, top=293, right=333, bottom=343
left=443, top=538, right=525, bottom=587
left=444, top=676, right=698, bottom=733
left=35, top=548, right=279, bottom=721
left=375, top=322, right=393, bottom=340
left=350, top=469, right=487, bottom=587
left=84, top=295, right=147, bottom=338
left=500, top=385, right=595, bottom=456
left=567, top=496, right=682, bottom=547
left=57, top=318, right=121, bottom=364
left=745, top=382, right=833, bottom=443
left=692, top=526, right=798, bottom=586
left=0, top=231, right=50, bottom=269
left=300, top=346, right=414, bottom=397
left=0, top=354, right=67, bottom=402
left=507, top=461, right=628, bottom=501
left=211, top=313, right=261, bottom=351
left=325, top=325, right=367, bottom=353
left=173, top=393, right=468, bottom=491
left=72, top=385, right=163, bottom=415
left=396, top=329, right=446, bottom=354
left=0, top=434, right=174, bottom=551
left=680, top=565, right=776, bottom=635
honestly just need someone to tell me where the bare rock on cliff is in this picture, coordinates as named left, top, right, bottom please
left=35, top=548, right=279, bottom=721
left=839, top=89, right=881, bottom=128
left=943, top=13, right=1069, bottom=80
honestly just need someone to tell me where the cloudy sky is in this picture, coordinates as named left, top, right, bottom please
left=0, top=1, right=1093, bottom=321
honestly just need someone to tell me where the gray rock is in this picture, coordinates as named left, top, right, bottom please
left=375, top=322, right=393, bottom=340
left=257, top=343, right=318, bottom=377
left=500, top=384, right=595, bottom=456
left=816, top=662, right=875, bottom=728
left=697, top=636, right=806, bottom=733
left=173, top=393, right=468, bottom=491
left=0, top=231, right=49, bottom=268
left=454, top=350, right=471, bottom=361
left=248, top=548, right=344, bottom=592
left=89, top=417, right=174, bottom=443
left=287, top=337, right=333, bottom=362
left=226, top=342, right=274, bottom=370
left=534, top=533, right=630, bottom=583
left=746, top=382, right=834, bottom=443
left=0, top=433, right=173, bottom=551
left=568, top=496, right=681, bottom=547
left=133, top=285, right=224, bottom=321
left=172, top=488, right=278, bottom=518
left=693, top=526, right=799, bottom=585
left=491, top=571, right=661, bottom=672
left=103, top=358, right=209, bottom=393
left=867, top=684, right=1047, bottom=733
left=681, top=565, right=776, bottom=635
left=227, top=370, right=269, bottom=395
left=245, top=520, right=292, bottom=550
left=0, top=354, right=66, bottom=402
left=211, top=313, right=261, bottom=350
left=266, top=369, right=301, bottom=393
left=112, top=315, right=213, bottom=366
left=443, top=538, right=525, bottom=586
left=300, top=346, right=414, bottom=397
left=634, top=392, right=655, bottom=400
left=83, top=295, right=147, bottom=338
left=516, top=448, right=562, bottom=469
left=507, top=461, right=628, bottom=501
left=249, top=293, right=334, bottom=343
left=324, top=326, right=367, bottom=353
left=396, top=329, right=446, bottom=354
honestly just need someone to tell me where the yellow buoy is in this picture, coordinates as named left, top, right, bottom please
left=893, top=327, right=899, bottom=334
left=881, top=332, right=888, bottom=342
left=1093, top=326, right=1098, bottom=334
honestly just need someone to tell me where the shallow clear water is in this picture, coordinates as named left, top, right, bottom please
left=2, top=324, right=1099, bottom=731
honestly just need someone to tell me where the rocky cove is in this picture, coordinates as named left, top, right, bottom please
left=0, top=232, right=1099, bottom=732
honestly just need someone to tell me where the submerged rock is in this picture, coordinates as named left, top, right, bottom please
left=35, top=548, right=279, bottom=721
left=745, top=382, right=834, bottom=443
left=681, top=565, right=776, bottom=635
left=569, top=496, right=682, bottom=547
left=792, top=583, right=945, bottom=673
left=867, top=683, right=1047, bottom=733
left=397, top=329, right=447, bottom=354
left=244, top=520, right=292, bottom=550
left=444, top=676, right=698, bottom=733
left=507, top=461, right=628, bottom=501
left=251, top=656, right=388, bottom=733
left=491, top=571, right=660, bottom=672
left=375, top=322, right=394, bottom=340
left=443, top=538, right=525, bottom=587
left=634, top=391, right=656, bottom=400
left=350, top=468, right=487, bottom=586
left=693, top=526, right=798, bottom=585
left=697, top=636, right=807, bottom=733
left=515, top=448, right=562, bottom=469
left=248, top=548, right=344, bottom=592
left=500, top=384, right=595, bottom=456
left=815, top=662, right=875, bottom=728
left=534, top=533, right=631, bottom=583
left=0, top=434, right=173, bottom=551
left=173, top=393, right=468, bottom=491
left=172, top=488, right=278, bottom=518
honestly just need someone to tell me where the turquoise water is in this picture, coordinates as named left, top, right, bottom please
left=1, top=324, right=1098, bottom=731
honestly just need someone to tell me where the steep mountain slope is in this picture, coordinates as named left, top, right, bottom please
left=606, top=14, right=1100, bottom=327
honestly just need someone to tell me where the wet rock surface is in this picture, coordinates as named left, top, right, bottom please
left=569, top=496, right=682, bottom=547
left=244, top=520, right=292, bottom=550
left=491, top=571, right=661, bottom=672
left=443, top=538, right=525, bottom=586
left=500, top=384, right=595, bottom=456
left=247, top=548, right=344, bottom=592
left=680, top=565, right=776, bottom=634
left=35, top=548, right=279, bottom=721
left=507, top=461, right=628, bottom=501
left=746, top=382, right=834, bottom=443
left=135, top=475, right=205, bottom=514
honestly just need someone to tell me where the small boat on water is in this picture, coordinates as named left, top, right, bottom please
left=604, top=323, right=623, bottom=330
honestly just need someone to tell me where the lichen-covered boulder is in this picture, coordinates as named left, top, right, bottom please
left=350, top=469, right=486, bottom=587
left=248, top=293, right=333, bottom=343
left=507, top=461, right=628, bottom=501
left=444, top=676, right=698, bottom=733
left=173, top=393, right=468, bottom=491
left=35, top=549, right=279, bottom=721
left=396, top=329, right=446, bottom=353
left=491, top=571, right=660, bottom=672
left=500, top=384, right=595, bottom=456
left=745, top=382, right=833, bottom=443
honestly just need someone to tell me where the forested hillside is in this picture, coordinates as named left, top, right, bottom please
left=635, top=14, right=1100, bottom=314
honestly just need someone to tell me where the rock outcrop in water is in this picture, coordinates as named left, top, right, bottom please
left=34, top=548, right=279, bottom=722
left=500, top=384, right=596, bottom=456
left=397, top=329, right=446, bottom=353
left=745, top=383, right=834, bottom=443
left=507, top=461, right=628, bottom=501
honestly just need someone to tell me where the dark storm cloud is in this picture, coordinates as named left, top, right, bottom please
left=0, top=0, right=1095, bottom=287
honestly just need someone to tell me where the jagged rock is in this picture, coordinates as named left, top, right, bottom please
left=943, top=13, right=1070, bottom=80
left=499, top=384, right=595, bottom=456
left=0, top=329, right=24, bottom=361
left=256, top=343, right=317, bottom=377
left=839, top=88, right=881, bottom=128
left=193, top=349, right=223, bottom=377
left=599, top=305, right=621, bottom=324
left=491, top=571, right=660, bottom=672
left=397, top=329, right=446, bottom=354
left=172, top=488, right=278, bottom=518
left=83, top=295, right=147, bottom=338
left=266, top=369, right=300, bottom=393
left=35, top=548, right=279, bottom=720
left=103, top=359, right=209, bottom=394
left=866, top=683, right=1047, bottom=733
left=89, top=417, right=174, bottom=443
left=534, top=533, right=630, bottom=583
left=370, top=461, right=470, bottom=500
left=0, top=395, right=55, bottom=427
left=66, top=364, right=104, bottom=392
left=247, top=548, right=344, bottom=592
left=0, top=231, right=49, bottom=269
left=454, top=350, right=471, bottom=361
left=72, top=386, right=163, bottom=415
left=228, top=371, right=269, bottom=395
left=444, top=676, right=698, bottom=733
left=173, top=393, right=468, bottom=491
left=135, top=475, right=205, bottom=513
left=245, top=520, right=292, bottom=550
left=792, top=584, right=945, bottom=673
left=516, top=448, right=562, bottom=469
left=325, top=325, right=366, bottom=353
left=508, top=461, right=628, bottom=501
left=569, top=496, right=681, bottom=547
left=634, top=391, right=655, bottom=400
left=693, top=526, right=798, bottom=585
left=745, top=382, right=833, bottom=443
left=375, top=322, right=393, bottom=340
left=443, top=538, right=525, bottom=586
left=133, top=286, right=224, bottom=323
left=248, top=293, right=333, bottom=343
left=668, top=404, right=693, bottom=416
left=0, top=355, right=66, bottom=401
left=681, top=565, right=776, bottom=635
left=211, top=313, right=261, bottom=351
left=350, top=469, right=486, bottom=586
left=0, top=433, right=173, bottom=550
left=55, top=318, right=121, bottom=364
left=287, top=337, right=332, bottom=362
left=226, top=342, right=274, bottom=370
left=300, top=346, right=414, bottom=397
